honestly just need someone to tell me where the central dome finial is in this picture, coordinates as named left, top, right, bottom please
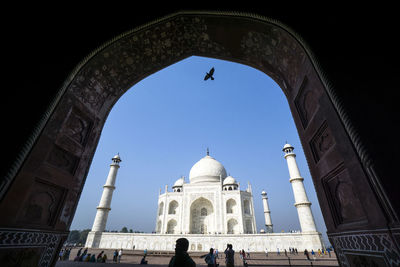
left=207, top=147, right=209, bottom=156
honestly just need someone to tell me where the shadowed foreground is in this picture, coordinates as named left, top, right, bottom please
left=56, top=247, right=338, bottom=266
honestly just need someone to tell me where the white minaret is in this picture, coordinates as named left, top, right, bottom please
left=283, top=144, right=317, bottom=232
left=91, top=154, right=121, bottom=232
left=261, top=190, right=273, bottom=233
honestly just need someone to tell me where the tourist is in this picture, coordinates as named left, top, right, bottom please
left=90, top=254, right=96, bottom=262
left=118, top=248, right=123, bottom=263
left=246, top=248, right=250, bottom=258
left=204, top=248, right=216, bottom=267
left=101, top=253, right=108, bottom=263
left=215, top=248, right=219, bottom=259
left=97, top=251, right=104, bottom=262
left=63, top=248, right=71, bottom=260
left=327, top=247, right=331, bottom=257
left=144, top=248, right=148, bottom=256
left=113, top=250, right=118, bottom=262
left=224, top=244, right=234, bottom=267
left=318, top=248, right=321, bottom=257
left=82, top=248, right=88, bottom=257
left=311, top=250, right=315, bottom=261
left=59, top=249, right=63, bottom=260
left=304, top=249, right=310, bottom=260
left=295, top=248, right=298, bottom=255
left=83, top=253, right=91, bottom=262
left=265, top=248, right=268, bottom=257
left=277, top=248, right=280, bottom=255
left=168, top=238, right=196, bottom=267
left=140, top=255, right=148, bottom=264
left=240, top=249, right=245, bottom=260
left=76, top=247, right=82, bottom=258
left=284, top=249, right=287, bottom=257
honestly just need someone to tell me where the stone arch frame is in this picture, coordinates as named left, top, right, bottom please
left=0, top=11, right=398, bottom=266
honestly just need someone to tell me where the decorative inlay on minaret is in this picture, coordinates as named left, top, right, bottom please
left=91, top=154, right=121, bottom=232
left=283, top=144, right=317, bottom=232
left=261, top=190, right=273, bottom=233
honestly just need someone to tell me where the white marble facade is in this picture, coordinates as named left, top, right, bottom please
left=155, top=153, right=256, bottom=236
left=86, top=150, right=324, bottom=252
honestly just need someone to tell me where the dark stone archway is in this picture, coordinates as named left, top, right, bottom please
left=0, top=11, right=399, bottom=266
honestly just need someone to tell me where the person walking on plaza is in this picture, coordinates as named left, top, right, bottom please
left=59, top=249, right=64, bottom=261
left=304, top=249, right=310, bottom=261
left=205, top=248, right=217, bottom=267
left=168, top=238, right=196, bottom=267
left=118, top=248, right=123, bottom=263
left=113, top=250, right=118, bottom=262
left=265, top=248, right=268, bottom=257
left=224, top=244, right=235, bottom=267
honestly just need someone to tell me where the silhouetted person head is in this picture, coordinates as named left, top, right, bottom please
left=175, top=238, right=189, bottom=253
left=210, top=248, right=214, bottom=254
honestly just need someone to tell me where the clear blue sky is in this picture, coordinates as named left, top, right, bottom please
left=70, top=56, right=329, bottom=244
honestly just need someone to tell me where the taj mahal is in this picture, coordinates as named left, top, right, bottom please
left=85, top=144, right=324, bottom=252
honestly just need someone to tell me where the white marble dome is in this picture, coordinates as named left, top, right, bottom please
left=223, top=176, right=237, bottom=185
left=173, top=176, right=185, bottom=187
left=189, top=155, right=227, bottom=184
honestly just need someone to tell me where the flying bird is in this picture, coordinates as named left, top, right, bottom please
left=204, top=67, right=215, bottom=81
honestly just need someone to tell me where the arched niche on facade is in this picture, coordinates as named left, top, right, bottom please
left=167, top=219, right=177, bottom=234
left=227, top=218, right=239, bottom=234
left=168, top=200, right=179, bottom=215
left=226, top=199, right=237, bottom=214
left=189, top=197, right=214, bottom=234
left=158, top=202, right=164, bottom=216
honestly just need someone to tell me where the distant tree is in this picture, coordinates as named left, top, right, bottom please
left=67, top=230, right=80, bottom=243
left=121, top=227, right=128, bottom=233
left=129, top=229, right=133, bottom=233
left=79, top=229, right=91, bottom=244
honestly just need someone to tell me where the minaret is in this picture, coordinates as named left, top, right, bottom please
left=261, top=190, right=273, bottom=233
left=283, top=144, right=317, bottom=232
left=91, top=154, right=122, bottom=232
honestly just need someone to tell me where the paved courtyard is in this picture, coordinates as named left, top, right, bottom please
left=56, top=247, right=339, bottom=266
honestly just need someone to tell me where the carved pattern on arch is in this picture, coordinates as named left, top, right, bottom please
left=322, top=163, right=367, bottom=227
left=330, top=231, right=400, bottom=267
left=0, top=228, right=65, bottom=267
left=69, top=16, right=232, bottom=113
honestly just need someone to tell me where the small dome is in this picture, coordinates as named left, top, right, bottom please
left=223, top=176, right=237, bottom=185
left=112, top=154, right=121, bottom=162
left=189, top=155, right=227, bottom=184
left=283, top=143, right=293, bottom=149
left=173, top=176, right=184, bottom=187
left=261, top=190, right=267, bottom=195
left=283, top=143, right=294, bottom=152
